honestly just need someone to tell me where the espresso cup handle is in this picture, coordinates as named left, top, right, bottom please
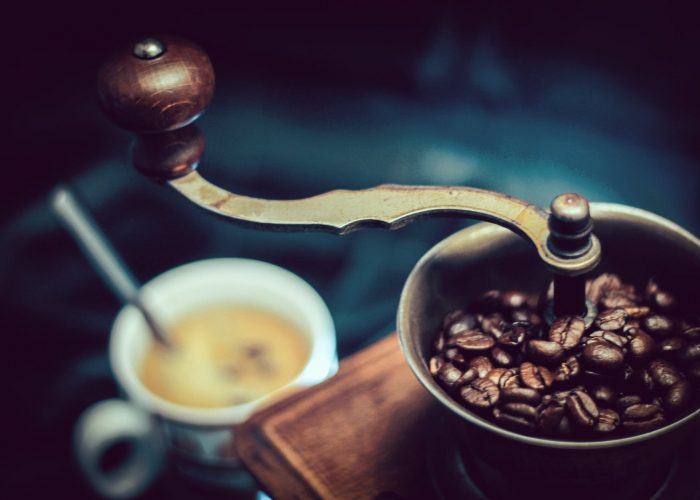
left=73, top=399, right=165, bottom=499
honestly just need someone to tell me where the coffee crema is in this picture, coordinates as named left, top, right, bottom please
left=140, top=305, right=311, bottom=408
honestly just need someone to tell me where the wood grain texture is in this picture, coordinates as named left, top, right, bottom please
left=133, top=124, right=204, bottom=179
left=235, top=334, right=442, bottom=499
left=97, top=35, right=214, bottom=133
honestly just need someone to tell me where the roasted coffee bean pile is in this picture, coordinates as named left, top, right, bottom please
left=429, top=274, right=700, bottom=438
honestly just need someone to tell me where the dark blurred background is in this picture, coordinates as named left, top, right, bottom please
left=3, top=2, right=700, bottom=498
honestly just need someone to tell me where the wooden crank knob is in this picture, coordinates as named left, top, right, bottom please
left=97, top=35, right=215, bottom=133
left=132, top=124, right=204, bottom=179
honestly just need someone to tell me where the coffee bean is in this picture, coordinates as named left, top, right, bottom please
left=601, top=290, right=637, bottom=309
left=595, top=309, right=628, bottom=331
left=635, top=368, right=656, bottom=394
left=566, top=390, right=599, bottom=427
left=556, top=415, right=574, bottom=437
left=658, top=337, right=685, bottom=357
left=653, top=292, right=676, bottom=311
left=679, top=342, right=700, bottom=363
left=460, top=368, right=480, bottom=386
left=644, top=278, right=659, bottom=300
left=493, top=405, right=536, bottom=431
left=548, top=316, right=585, bottom=350
left=511, top=309, right=541, bottom=326
left=501, top=386, right=542, bottom=405
left=623, top=320, right=641, bottom=334
left=437, top=363, right=464, bottom=389
left=460, top=378, right=500, bottom=409
left=517, top=320, right=541, bottom=334
left=617, top=394, right=643, bottom=412
left=441, top=309, right=464, bottom=330
left=432, top=276, right=699, bottom=440
left=447, top=315, right=478, bottom=337
left=622, top=403, right=665, bottom=432
left=511, top=309, right=529, bottom=323
left=443, top=310, right=477, bottom=333
left=591, top=385, right=617, bottom=407
left=649, top=359, right=682, bottom=389
left=627, top=329, right=656, bottom=362
left=553, top=355, right=581, bottom=384
left=480, top=313, right=506, bottom=338
left=452, top=330, right=496, bottom=351
left=429, top=356, right=445, bottom=376
left=434, top=334, right=445, bottom=352
left=503, top=402, right=538, bottom=420
left=646, top=280, right=676, bottom=311
left=665, top=380, right=693, bottom=414
left=468, top=356, right=494, bottom=378
left=485, top=368, right=520, bottom=389
left=526, top=340, right=565, bottom=365
left=491, top=346, right=515, bottom=367
left=643, top=315, right=674, bottom=336
left=595, top=409, right=620, bottom=433
left=444, top=347, right=467, bottom=368
left=586, top=330, right=628, bottom=349
left=582, top=340, right=625, bottom=372
left=497, top=322, right=533, bottom=349
left=501, top=291, right=529, bottom=309
left=537, top=399, right=566, bottom=433
left=587, top=273, right=622, bottom=304
left=442, top=309, right=465, bottom=329
left=622, top=306, right=651, bottom=318
left=552, top=388, right=574, bottom=404
left=520, top=362, right=554, bottom=391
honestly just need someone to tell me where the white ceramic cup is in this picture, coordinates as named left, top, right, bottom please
left=74, top=258, right=337, bottom=498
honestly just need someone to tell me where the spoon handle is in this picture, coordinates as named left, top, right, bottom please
left=50, top=186, right=170, bottom=347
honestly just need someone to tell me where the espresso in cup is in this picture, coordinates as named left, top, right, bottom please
left=75, top=258, right=336, bottom=499
left=140, top=304, right=311, bottom=408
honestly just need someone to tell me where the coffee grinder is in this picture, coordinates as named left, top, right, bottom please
left=96, top=35, right=700, bottom=498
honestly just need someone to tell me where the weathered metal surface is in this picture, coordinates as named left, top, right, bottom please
left=169, top=171, right=601, bottom=276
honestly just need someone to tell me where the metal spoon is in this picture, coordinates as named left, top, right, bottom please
left=50, top=186, right=171, bottom=348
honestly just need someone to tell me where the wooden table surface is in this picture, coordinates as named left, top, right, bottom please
left=235, top=333, right=444, bottom=499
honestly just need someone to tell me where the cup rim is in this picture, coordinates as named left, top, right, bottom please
left=110, top=258, right=336, bottom=426
left=398, top=202, right=700, bottom=450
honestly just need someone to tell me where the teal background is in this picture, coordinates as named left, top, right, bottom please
left=3, top=2, right=699, bottom=498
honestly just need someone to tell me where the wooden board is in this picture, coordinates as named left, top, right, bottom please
left=235, top=333, right=442, bottom=499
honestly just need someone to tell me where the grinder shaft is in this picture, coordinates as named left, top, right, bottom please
left=548, top=193, right=595, bottom=317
